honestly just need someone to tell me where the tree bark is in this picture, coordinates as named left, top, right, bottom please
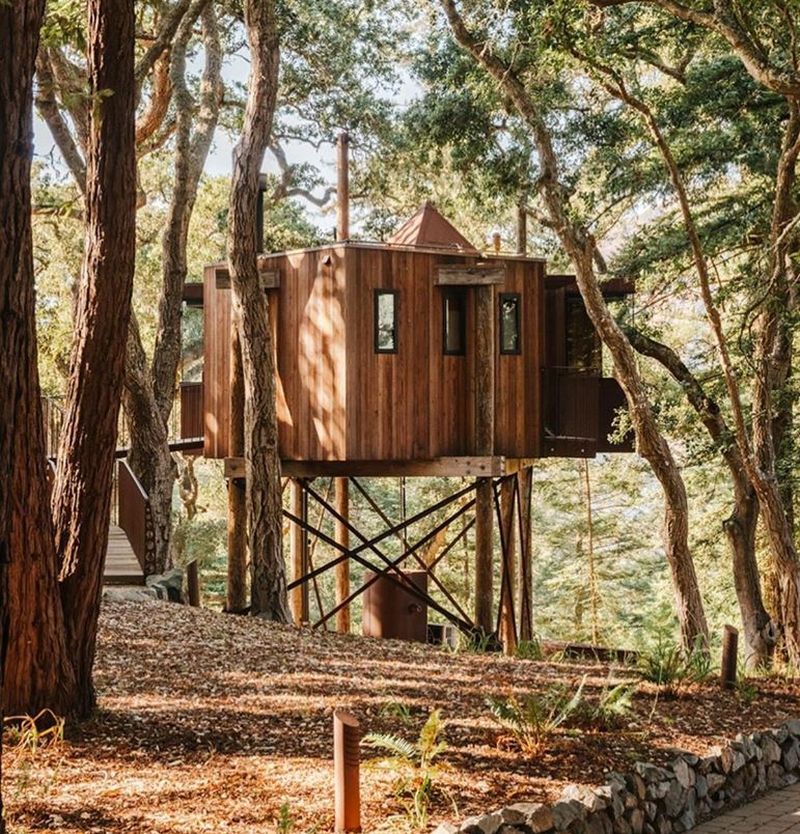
left=626, top=328, right=774, bottom=667
left=1, top=0, right=77, bottom=731
left=334, top=478, right=351, bottom=634
left=53, top=0, right=137, bottom=718
left=226, top=0, right=289, bottom=621
left=123, top=0, right=221, bottom=575
left=440, top=0, right=709, bottom=651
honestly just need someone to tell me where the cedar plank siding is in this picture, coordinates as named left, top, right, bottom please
left=203, top=244, right=554, bottom=462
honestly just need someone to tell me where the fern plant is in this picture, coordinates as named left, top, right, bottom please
left=363, top=708, right=448, bottom=830
left=486, top=677, right=586, bottom=753
left=575, top=677, right=636, bottom=730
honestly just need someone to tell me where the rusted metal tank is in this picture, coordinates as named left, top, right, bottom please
left=362, top=569, right=428, bottom=642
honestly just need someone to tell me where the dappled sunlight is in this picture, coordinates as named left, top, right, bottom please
left=6, top=600, right=800, bottom=834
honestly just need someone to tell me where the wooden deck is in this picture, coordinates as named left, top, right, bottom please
left=104, top=525, right=145, bottom=586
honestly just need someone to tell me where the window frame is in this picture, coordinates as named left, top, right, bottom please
left=373, top=288, right=399, bottom=354
left=442, top=287, right=467, bottom=356
left=499, top=292, right=522, bottom=355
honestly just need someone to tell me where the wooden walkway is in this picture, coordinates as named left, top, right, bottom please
left=104, top=525, right=145, bottom=586
left=694, top=783, right=800, bottom=832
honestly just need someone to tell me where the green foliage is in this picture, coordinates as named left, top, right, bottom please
left=637, top=635, right=713, bottom=692
left=516, top=637, right=543, bottom=661
left=486, top=678, right=586, bottom=754
left=574, top=677, right=636, bottom=730
left=275, top=803, right=295, bottom=834
left=363, top=709, right=448, bottom=830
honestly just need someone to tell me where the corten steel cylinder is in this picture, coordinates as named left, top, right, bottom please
left=361, top=569, right=428, bottom=642
left=720, top=624, right=739, bottom=689
left=334, top=709, right=361, bottom=833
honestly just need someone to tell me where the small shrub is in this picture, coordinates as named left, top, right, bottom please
left=363, top=709, right=449, bottom=831
left=637, top=635, right=713, bottom=691
left=486, top=677, right=586, bottom=753
left=516, top=636, right=543, bottom=661
left=379, top=700, right=413, bottom=724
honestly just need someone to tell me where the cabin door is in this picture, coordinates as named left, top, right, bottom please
left=435, top=285, right=474, bottom=456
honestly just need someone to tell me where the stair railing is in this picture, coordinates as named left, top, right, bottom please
left=117, top=459, right=156, bottom=576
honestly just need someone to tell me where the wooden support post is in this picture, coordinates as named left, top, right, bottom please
left=516, top=467, right=534, bottom=642
left=227, top=319, right=248, bottom=613
left=721, top=624, right=739, bottom=689
left=290, top=479, right=310, bottom=624
left=516, top=200, right=527, bottom=255
left=187, top=559, right=200, bottom=607
left=335, top=477, right=350, bottom=633
left=499, top=478, right=517, bottom=655
left=474, top=283, right=495, bottom=634
left=337, top=132, right=349, bottom=241
left=333, top=709, right=361, bottom=833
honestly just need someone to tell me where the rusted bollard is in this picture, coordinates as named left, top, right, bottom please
left=720, top=624, right=738, bottom=689
left=187, top=559, right=200, bottom=607
left=334, top=709, right=361, bottom=833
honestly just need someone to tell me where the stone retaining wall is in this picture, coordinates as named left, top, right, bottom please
left=434, top=719, right=800, bottom=834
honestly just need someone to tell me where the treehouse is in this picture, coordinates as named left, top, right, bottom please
left=200, top=201, right=633, bottom=478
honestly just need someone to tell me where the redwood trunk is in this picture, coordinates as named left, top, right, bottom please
left=1, top=0, right=76, bottom=723
left=53, top=0, right=137, bottom=717
left=226, top=0, right=289, bottom=621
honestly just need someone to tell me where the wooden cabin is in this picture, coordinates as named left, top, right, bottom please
left=200, top=202, right=633, bottom=477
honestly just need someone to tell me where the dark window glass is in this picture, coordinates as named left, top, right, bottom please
left=565, top=297, right=601, bottom=371
left=374, top=290, right=398, bottom=353
left=499, top=293, right=521, bottom=354
left=443, top=289, right=466, bottom=355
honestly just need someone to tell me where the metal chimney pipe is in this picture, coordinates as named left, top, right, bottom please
left=333, top=709, right=361, bottom=833
left=337, top=132, right=350, bottom=241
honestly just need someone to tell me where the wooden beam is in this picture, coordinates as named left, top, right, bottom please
left=337, top=132, right=349, bottom=240
left=474, top=282, right=496, bottom=634
left=215, top=267, right=279, bottom=290
left=258, top=269, right=280, bottom=289
left=334, top=477, right=350, bottom=634
left=290, top=479, right=309, bottom=623
left=516, top=466, right=534, bottom=642
left=516, top=200, right=527, bottom=255
left=499, top=477, right=517, bottom=656
left=224, top=456, right=505, bottom=479
left=226, top=320, right=248, bottom=613
left=435, top=263, right=505, bottom=286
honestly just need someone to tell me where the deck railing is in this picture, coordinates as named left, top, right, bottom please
left=117, top=459, right=154, bottom=575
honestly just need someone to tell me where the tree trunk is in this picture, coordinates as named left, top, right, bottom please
left=123, top=0, right=220, bottom=574
left=53, top=0, right=137, bottom=718
left=123, top=314, right=175, bottom=573
left=226, top=0, right=289, bottom=621
left=440, top=0, right=709, bottom=652
left=625, top=328, right=774, bottom=667
left=1, top=0, right=77, bottom=727
left=724, top=483, right=775, bottom=667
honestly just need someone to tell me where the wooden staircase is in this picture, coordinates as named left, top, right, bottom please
left=104, top=525, right=145, bottom=586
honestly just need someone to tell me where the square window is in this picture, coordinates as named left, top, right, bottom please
left=374, top=289, right=398, bottom=353
left=499, top=293, right=521, bottom=354
left=443, top=289, right=466, bottom=355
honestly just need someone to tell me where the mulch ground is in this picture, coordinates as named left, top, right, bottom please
left=5, top=599, right=800, bottom=834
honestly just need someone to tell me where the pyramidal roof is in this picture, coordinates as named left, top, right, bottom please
left=387, top=201, right=480, bottom=254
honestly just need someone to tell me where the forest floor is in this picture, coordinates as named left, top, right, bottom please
left=5, top=599, right=800, bottom=834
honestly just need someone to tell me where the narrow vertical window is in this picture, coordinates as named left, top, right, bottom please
left=443, top=289, right=466, bottom=355
left=499, top=293, right=521, bottom=354
left=374, top=289, right=398, bottom=353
